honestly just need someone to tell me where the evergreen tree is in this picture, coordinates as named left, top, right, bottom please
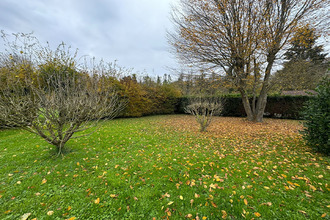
left=284, top=25, right=327, bottom=64
left=275, top=25, right=328, bottom=90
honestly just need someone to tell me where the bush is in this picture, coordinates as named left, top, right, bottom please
left=301, top=77, right=330, bottom=155
left=185, top=97, right=224, bottom=132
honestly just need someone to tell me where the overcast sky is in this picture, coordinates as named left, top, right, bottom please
left=0, top=0, right=179, bottom=77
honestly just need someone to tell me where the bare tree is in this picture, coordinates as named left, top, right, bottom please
left=0, top=33, right=126, bottom=155
left=185, top=97, right=223, bottom=132
left=169, top=0, right=329, bottom=122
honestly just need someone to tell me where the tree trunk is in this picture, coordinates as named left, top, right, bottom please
left=255, top=91, right=268, bottom=122
left=256, top=53, right=276, bottom=122
left=56, top=142, right=65, bottom=156
left=239, top=90, right=254, bottom=121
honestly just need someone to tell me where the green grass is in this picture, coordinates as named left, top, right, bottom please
left=0, top=115, right=329, bottom=219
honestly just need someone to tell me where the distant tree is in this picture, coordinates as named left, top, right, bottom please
left=0, top=33, right=126, bottom=155
left=284, top=25, right=327, bottom=63
left=274, top=25, right=328, bottom=90
left=169, top=0, right=329, bottom=122
left=120, top=75, right=150, bottom=117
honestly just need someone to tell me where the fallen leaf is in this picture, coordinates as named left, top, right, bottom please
left=309, top=185, right=317, bottom=191
left=41, top=178, right=47, bottom=185
left=47, top=211, right=54, bottom=216
left=254, top=212, right=261, bottom=217
left=180, top=195, right=183, bottom=200
left=164, top=192, right=171, bottom=198
left=190, top=199, right=194, bottom=207
left=110, top=194, right=118, bottom=198
left=321, top=213, right=327, bottom=218
left=185, top=213, right=193, bottom=218
left=20, top=213, right=31, bottom=220
left=221, top=210, right=227, bottom=219
left=244, top=199, right=248, bottom=206
left=167, top=201, right=174, bottom=205
left=94, top=198, right=100, bottom=204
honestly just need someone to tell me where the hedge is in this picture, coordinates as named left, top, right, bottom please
left=176, top=96, right=312, bottom=119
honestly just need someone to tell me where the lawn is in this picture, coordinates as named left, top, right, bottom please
left=0, top=115, right=329, bottom=219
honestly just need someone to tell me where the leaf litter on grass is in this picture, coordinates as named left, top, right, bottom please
left=0, top=115, right=329, bottom=219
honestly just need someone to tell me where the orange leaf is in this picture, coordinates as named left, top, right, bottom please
left=221, top=210, right=227, bottom=219
left=94, top=198, right=100, bottom=204
left=254, top=212, right=261, bottom=217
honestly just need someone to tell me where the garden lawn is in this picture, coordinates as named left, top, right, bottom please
left=0, top=115, right=329, bottom=219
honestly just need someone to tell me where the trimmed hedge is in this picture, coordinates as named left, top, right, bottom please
left=176, top=96, right=312, bottom=119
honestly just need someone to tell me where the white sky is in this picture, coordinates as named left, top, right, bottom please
left=0, top=0, right=179, bottom=77
left=1, top=0, right=328, bottom=79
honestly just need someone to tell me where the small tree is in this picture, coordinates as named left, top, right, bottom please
left=0, top=33, right=126, bottom=155
left=185, top=97, right=223, bottom=132
left=301, top=76, right=330, bottom=155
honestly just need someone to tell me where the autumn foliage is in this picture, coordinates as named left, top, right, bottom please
left=169, top=0, right=329, bottom=122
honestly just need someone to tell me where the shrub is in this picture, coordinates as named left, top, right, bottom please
left=185, top=97, right=224, bottom=132
left=301, top=77, right=330, bottom=155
